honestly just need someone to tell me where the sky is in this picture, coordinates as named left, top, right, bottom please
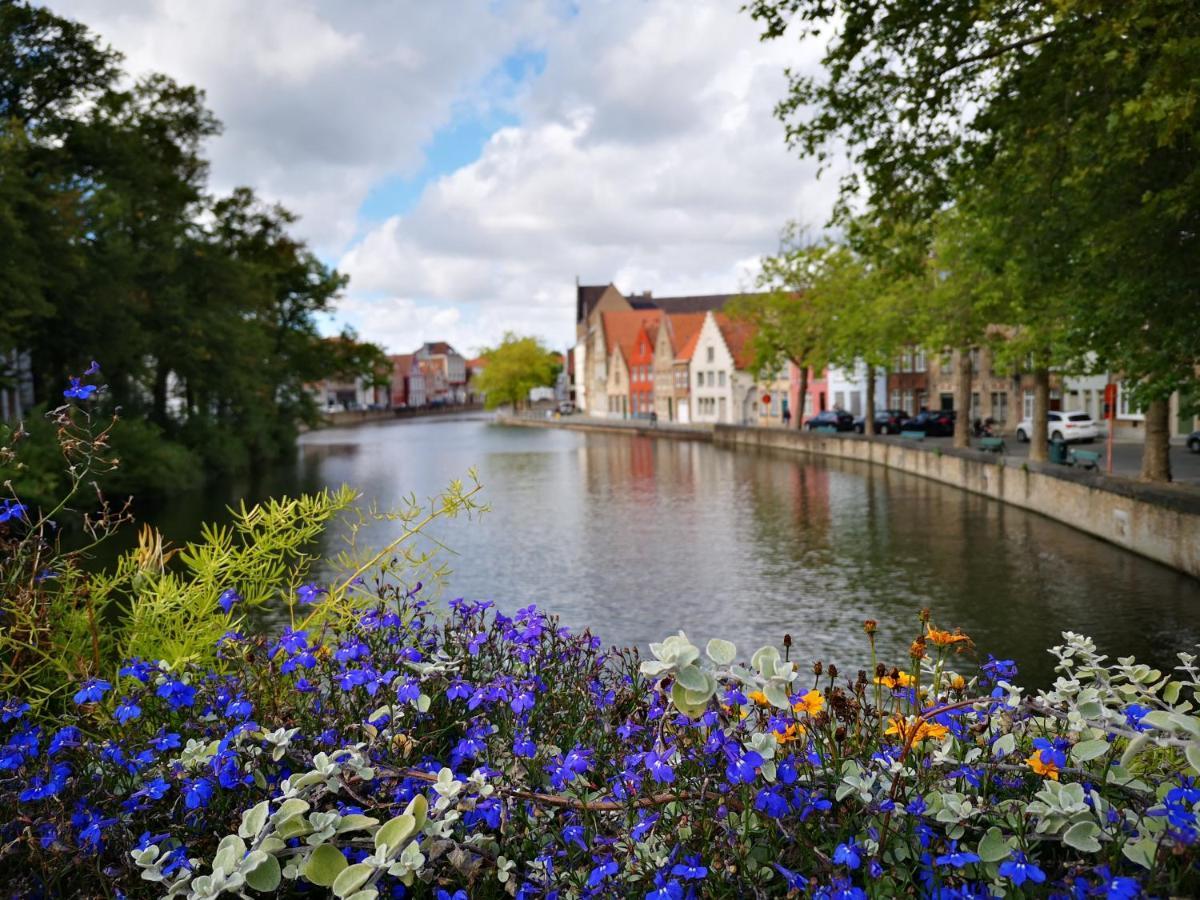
left=49, top=0, right=836, bottom=357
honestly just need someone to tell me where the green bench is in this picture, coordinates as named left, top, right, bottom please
left=977, top=437, right=1006, bottom=453
left=815, top=425, right=839, bottom=434
left=1069, top=448, right=1102, bottom=470
left=900, top=430, right=925, bottom=441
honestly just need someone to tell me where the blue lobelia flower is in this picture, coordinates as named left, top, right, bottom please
left=156, top=679, right=196, bottom=710
left=217, top=589, right=242, bottom=613
left=670, top=855, right=708, bottom=881
left=63, top=377, right=98, bottom=400
left=833, top=838, right=862, bottom=870
left=0, top=499, right=27, bottom=523
left=183, top=777, right=214, bottom=810
left=296, top=582, right=326, bottom=605
left=48, top=726, right=81, bottom=755
left=935, top=842, right=982, bottom=869
left=73, top=678, right=112, bottom=705
left=84, top=360, right=101, bottom=376
left=113, top=696, right=141, bottom=724
left=643, top=747, right=675, bottom=784
left=588, top=859, right=619, bottom=887
left=998, top=852, right=1046, bottom=887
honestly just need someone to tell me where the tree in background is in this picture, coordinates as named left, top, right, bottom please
left=746, top=0, right=1200, bottom=480
left=472, top=334, right=559, bottom=412
left=729, top=224, right=834, bottom=428
left=0, top=2, right=381, bottom=497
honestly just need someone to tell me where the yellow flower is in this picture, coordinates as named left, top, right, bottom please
left=774, top=722, right=806, bottom=744
left=747, top=690, right=770, bottom=707
left=949, top=674, right=966, bottom=691
left=793, top=689, right=825, bottom=717
left=885, top=715, right=949, bottom=744
left=874, top=671, right=914, bottom=690
left=1027, top=751, right=1060, bottom=781
left=927, top=626, right=972, bottom=648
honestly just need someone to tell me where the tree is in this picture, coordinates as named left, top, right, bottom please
left=472, top=334, right=559, bottom=412
left=729, top=224, right=834, bottom=428
left=747, top=0, right=1200, bottom=480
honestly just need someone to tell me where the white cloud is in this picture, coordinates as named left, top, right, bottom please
left=45, top=0, right=838, bottom=355
left=339, top=1, right=840, bottom=352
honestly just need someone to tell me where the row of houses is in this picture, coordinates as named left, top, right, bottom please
left=568, top=282, right=1199, bottom=439
left=311, top=342, right=485, bottom=413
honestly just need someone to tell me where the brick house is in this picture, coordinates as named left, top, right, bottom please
left=415, top=342, right=467, bottom=404
left=652, top=312, right=706, bottom=422
left=600, top=310, right=662, bottom=418
left=389, top=354, right=426, bottom=408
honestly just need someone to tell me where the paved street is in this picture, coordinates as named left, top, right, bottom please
left=917, top=434, right=1200, bottom=485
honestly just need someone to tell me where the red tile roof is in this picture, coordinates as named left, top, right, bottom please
left=714, top=312, right=757, bottom=370
left=664, top=312, right=707, bottom=362
left=601, top=310, right=663, bottom=362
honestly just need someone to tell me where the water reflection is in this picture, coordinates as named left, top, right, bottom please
left=122, top=416, right=1199, bottom=686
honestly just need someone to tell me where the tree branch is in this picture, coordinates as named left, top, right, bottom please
left=938, top=31, right=1057, bottom=76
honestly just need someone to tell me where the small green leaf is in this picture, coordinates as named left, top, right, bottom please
left=1122, top=837, right=1157, bottom=870
left=405, top=794, right=428, bottom=831
left=1063, top=821, right=1101, bottom=852
left=1185, top=743, right=1200, bottom=774
left=276, top=815, right=312, bottom=840
left=977, top=826, right=1010, bottom=863
left=272, top=798, right=311, bottom=822
left=1071, top=739, right=1110, bottom=762
left=992, top=733, right=1015, bottom=757
left=244, top=852, right=282, bottom=892
left=375, top=813, right=416, bottom=855
left=303, top=844, right=347, bottom=887
left=1120, top=733, right=1150, bottom=769
left=674, top=664, right=708, bottom=692
left=706, top=638, right=736, bottom=666
left=213, top=834, right=246, bottom=876
left=751, top=646, right=780, bottom=678
left=332, top=862, right=374, bottom=898
left=239, top=801, right=271, bottom=839
left=336, top=814, right=380, bottom=834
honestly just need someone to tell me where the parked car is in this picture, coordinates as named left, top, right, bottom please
left=900, top=410, right=956, bottom=437
left=853, top=409, right=910, bottom=435
left=1188, top=431, right=1200, bottom=453
left=805, top=409, right=855, bottom=431
left=1015, top=410, right=1099, bottom=444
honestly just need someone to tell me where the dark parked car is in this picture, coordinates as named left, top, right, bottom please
left=805, top=409, right=855, bottom=431
left=1188, top=431, right=1200, bottom=453
left=853, top=409, right=910, bottom=435
left=900, top=409, right=957, bottom=437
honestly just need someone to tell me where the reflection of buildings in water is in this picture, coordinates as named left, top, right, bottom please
left=629, top=436, right=656, bottom=485
left=298, top=442, right=360, bottom=461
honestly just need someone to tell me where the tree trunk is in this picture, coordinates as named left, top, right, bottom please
left=953, top=350, right=971, bottom=449
left=864, top=363, right=876, bottom=436
left=795, top=365, right=808, bottom=429
left=152, top=360, right=169, bottom=427
left=1140, top=398, right=1172, bottom=482
left=1028, top=367, right=1050, bottom=463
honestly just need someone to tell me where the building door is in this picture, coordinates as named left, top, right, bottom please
left=718, top=397, right=727, bottom=422
left=940, top=393, right=954, bottom=411
left=678, top=399, right=689, bottom=423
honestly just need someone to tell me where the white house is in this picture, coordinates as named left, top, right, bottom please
left=827, top=362, right=888, bottom=418
left=688, top=312, right=757, bottom=425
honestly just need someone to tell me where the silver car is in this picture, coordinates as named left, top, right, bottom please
left=1015, top=410, right=1100, bottom=444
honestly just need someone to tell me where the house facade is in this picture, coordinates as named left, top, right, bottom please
left=415, top=342, right=467, bottom=404
left=652, top=312, right=706, bottom=423
left=599, top=310, right=662, bottom=418
left=887, top=347, right=930, bottom=417
left=827, top=362, right=888, bottom=418
left=788, top=365, right=828, bottom=423
left=689, top=313, right=757, bottom=425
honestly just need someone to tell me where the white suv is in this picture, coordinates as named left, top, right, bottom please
left=1015, top=410, right=1100, bottom=444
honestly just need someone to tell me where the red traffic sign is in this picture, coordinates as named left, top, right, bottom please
left=761, top=393, right=771, bottom=405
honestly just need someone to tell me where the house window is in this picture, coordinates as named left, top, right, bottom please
left=1023, top=390, right=1034, bottom=420
left=901, top=352, right=912, bottom=373
left=1117, top=385, right=1143, bottom=419
left=990, top=391, right=1009, bottom=423
left=696, top=371, right=702, bottom=389
left=833, top=391, right=845, bottom=410
left=971, top=392, right=981, bottom=420
left=707, top=346, right=715, bottom=363
left=969, top=348, right=980, bottom=374
left=718, top=371, right=726, bottom=388
left=914, top=349, right=927, bottom=372
left=890, top=390, right=901, bottom=410
left=902, top=390, right=914, bottom=414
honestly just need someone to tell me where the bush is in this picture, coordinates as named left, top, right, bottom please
left=2, top=590, right=1199, bottom=897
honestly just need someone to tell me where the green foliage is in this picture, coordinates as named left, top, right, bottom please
left=0, top=3, right=383, bottom=496
left=472, top=332, right=559, bottom=410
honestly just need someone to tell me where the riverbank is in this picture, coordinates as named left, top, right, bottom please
left=314, top=403, right=485, bottom=429
left=498, top=414, right=1200, bottom=579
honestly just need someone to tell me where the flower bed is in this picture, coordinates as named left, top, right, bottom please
left=2, top=594, right=1199, bottom=898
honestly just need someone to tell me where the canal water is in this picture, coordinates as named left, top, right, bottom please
left=131, top=414, right=1200, bottom=687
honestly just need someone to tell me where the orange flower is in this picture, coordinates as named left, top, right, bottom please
left=747, top=690, right=770, bottom=707
left=774, top=722, right=806, bottom=744
left=885, top=715, right=950, bottom=744
left=874, top=671, right=914, bottom=690
left=948, top=674, right=966, bottom=691
left=793, top=689, right=825, bottom=717
left=927, top=626, right=972, bottom=648
left=1026, top=751, right=1060, bottom=781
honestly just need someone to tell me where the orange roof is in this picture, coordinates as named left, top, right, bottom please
left=601, top=309, right=662, bottom=362
left=714, top=312, right=756, bottom=370
left=665, top=312, right=707, bottom=362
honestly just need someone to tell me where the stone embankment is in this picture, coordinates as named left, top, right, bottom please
left=497, top=414, right=1200, bottom=579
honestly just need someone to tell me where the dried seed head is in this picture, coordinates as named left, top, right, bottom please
left=862, top=619, right=878, bottom=635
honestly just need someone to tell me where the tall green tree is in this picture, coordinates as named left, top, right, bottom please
left=473, top=333, right=558, bottom=411
left=747, top=0, right=1200, bottom=480
left=729, top=224, right=835, bottom=428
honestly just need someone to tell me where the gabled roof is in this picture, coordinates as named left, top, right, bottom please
left=419, top=341, right=460, bottom=357
left=652, top=293, right=740, bottom=315
left=390, top=353, right=415, bottom=371
left=663, top=312, right=707, bottom=361
left=576, top=283, right=615, bottom=322
left=714, top=312, right=757, bottom=370
left=601, top=310, right=663, bottom=362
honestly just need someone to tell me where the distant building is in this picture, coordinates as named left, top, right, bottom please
left=827, top=362, right=888, bottom=419
left=466, top=356, right=487, bottom=404
left=690, top=312, right=757, bottom=425
left=652, top=312, right=706, bottom=423
left=788, top=365, right=827, bottom=422
left=887, top=347, right=930, bottom=418
left=600, top=309, right=662, bottom=418
left=415, top=342, right=467, bottom=404
left=390, top=354, right=426, bottom=409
